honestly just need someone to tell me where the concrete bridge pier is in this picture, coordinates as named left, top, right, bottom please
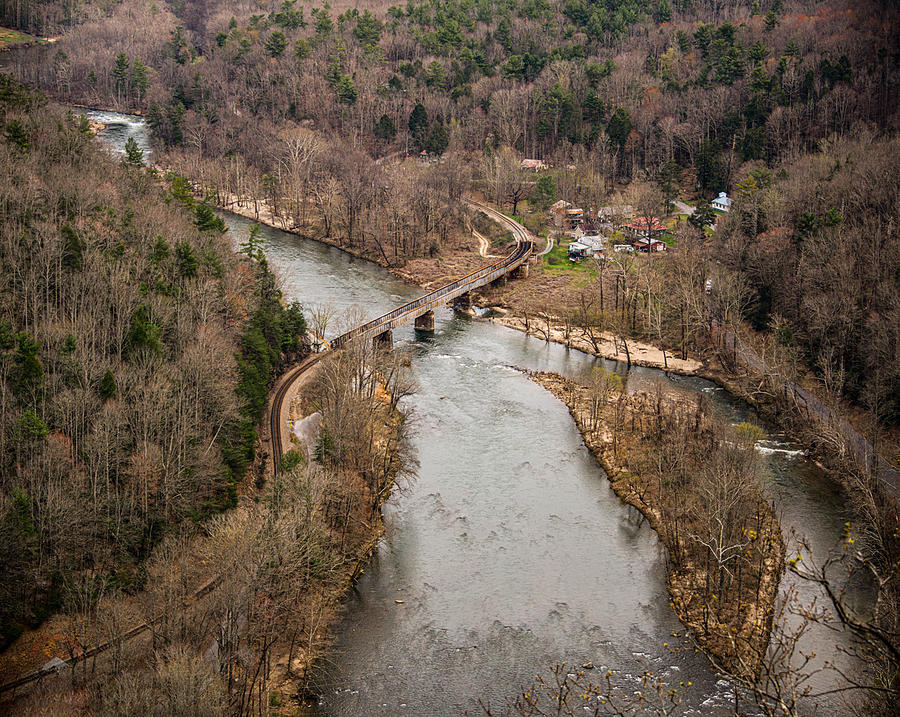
left=452, top=292, right=472, bottom=309
left=491, top=275, right=508, bottom=288
left=414, top=310, right=434, bottom=332
left=512, top=264, right=530, bottom=279
left=375, top=330, right=393, bottom=349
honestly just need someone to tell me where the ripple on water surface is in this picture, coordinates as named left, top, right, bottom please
left=208, top=178, right=851, bottom=716
left=80, top=115, right=857, bottom=714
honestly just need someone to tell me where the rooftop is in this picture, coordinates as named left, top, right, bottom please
left=712, top=192, right=732, bottom=207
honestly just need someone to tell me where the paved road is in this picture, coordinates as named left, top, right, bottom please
left=538, top=233, right=554, bottom=256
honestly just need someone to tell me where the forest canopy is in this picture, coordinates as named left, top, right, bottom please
left=0, top=75, right=307, bottom=646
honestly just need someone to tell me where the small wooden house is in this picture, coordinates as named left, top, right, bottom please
left=633, top=237, right=667, bottom=253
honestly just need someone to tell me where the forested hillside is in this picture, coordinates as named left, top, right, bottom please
left=1, top=0, right=898, bottom=711
left=3, top=0, right=896, bottom=426
left=0, top=75, right=307, bottom=648
left=9, top=0, right=897, bottom=168
left=5, top=0, right=895, bottom=423
left=715, top=135, right=899, bottom=425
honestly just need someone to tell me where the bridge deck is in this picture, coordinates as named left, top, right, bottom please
left=332, top=208, right=532, bottom=349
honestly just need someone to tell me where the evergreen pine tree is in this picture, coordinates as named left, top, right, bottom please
left=425, top=121, right=449, bottom=155
left=266, top=31, right=288, bottom=57
left=375, top=113, right=397, bottom=141
left=61, top=223, right=86, bottom=270
left=194, top=204, right=225, bottom=233
left=688, top=202, right=717, bottom=230
left=656, top=159, right=680, bottom=215
left=130, top=58, right=149, bottom=102
left=408, top=103, right=428, bottom=150
left=239, top=223, right=265, bottom=261
left=124, top=137, right=144, bottom=166
left=336, top=75, right=358, bottom=105
left=98, top=369, right=117, bottom=400
left=113, top=52, right=130, bottom=99
left=4, top=120, right=30, bottom=151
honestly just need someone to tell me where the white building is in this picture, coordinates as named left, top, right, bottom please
left=567, top=235, right=604, bottom=260
left=521, top=158, right=548, bottom=171
left=711, top=192, right=732, bottom=212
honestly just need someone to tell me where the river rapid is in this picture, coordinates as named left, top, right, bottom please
left=82, top=109, right=152, bottom=160
left=89, top=112, right=856, bottom=716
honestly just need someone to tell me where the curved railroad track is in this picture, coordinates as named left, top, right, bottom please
left=0, top=201, right=533, bottom=699
left=270, top=201, right=533, bottom=474
left=468, top=199, right=555, bottom=256
left=269, top=353, right=327, bottom=475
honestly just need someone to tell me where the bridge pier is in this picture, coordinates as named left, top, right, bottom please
left=491, top=275, right=507, bottom=288
left=375, top=329, right=393, bottom=349
left=452, top=292, right=471, bottom=309
left=414, top=310, right=434, bottom=332
left=512, top=263, right=530, bottom=279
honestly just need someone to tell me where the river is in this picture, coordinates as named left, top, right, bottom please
left=81, top=109, right=152, bottom=160
left=89, top=112, right=856, bottom=715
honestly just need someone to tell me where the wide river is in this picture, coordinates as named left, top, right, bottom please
left=89, top=113, right=853, bottom=715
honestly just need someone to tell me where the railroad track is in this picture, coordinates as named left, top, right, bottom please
left=271, top=201, right=533, bottom=474
left=2, top=358, right=317, bottom=696
left=467, top=199, right=555, bottom=255
left=0, top=574, right=224, bottom=696
left=467, top=199, right=531, bottom=244
left=1, top=358, right=317, bottom=696
left=0, top=200, right=532, bottom=698
left=269, top=353, right=328, bottom=476
left=330, top=233, right=531, bottom=350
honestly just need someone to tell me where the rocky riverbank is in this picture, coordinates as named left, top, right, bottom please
left=529, top=370, right=785, bottom=679
left=483, top=308, right=703, bottom=375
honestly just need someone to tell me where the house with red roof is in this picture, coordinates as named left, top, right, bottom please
left=625, top=216, right=667, bottom=239
left=633, top=237, right=668, bottom=253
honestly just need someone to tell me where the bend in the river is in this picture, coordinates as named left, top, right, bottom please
left=89, top=112, right=857, bottom=716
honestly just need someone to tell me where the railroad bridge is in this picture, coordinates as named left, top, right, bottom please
left=270, top=201, right=535, bottom=473
left=332, top=211, right=533, bottom=349
left=0, top=203, right=537, bottom=700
